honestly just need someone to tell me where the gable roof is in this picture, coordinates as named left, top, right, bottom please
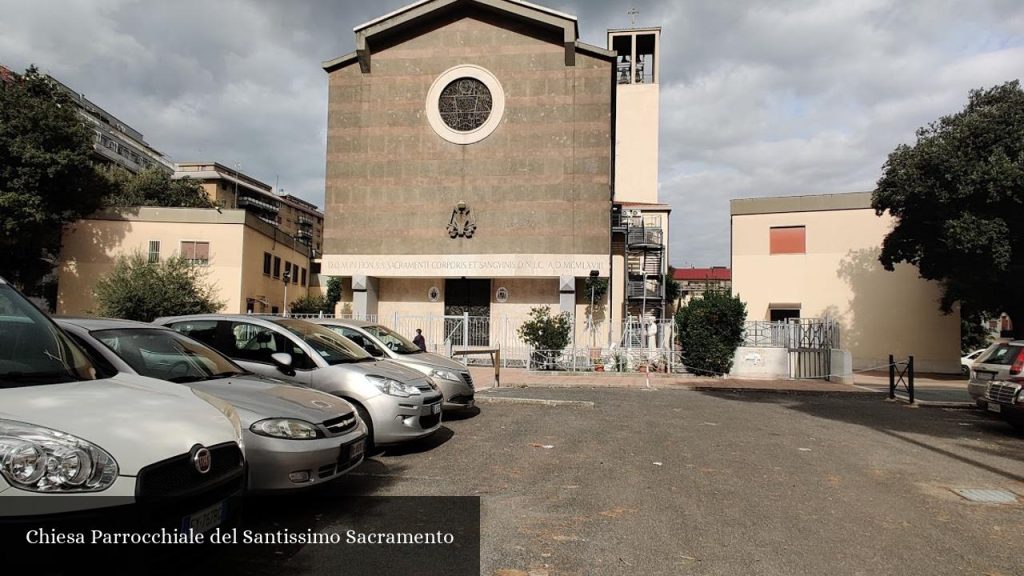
left=354, top=0, right=576, bottom=33
left=323, top=0, right=603, bottom=73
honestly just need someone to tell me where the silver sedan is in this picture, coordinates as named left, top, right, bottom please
left=154, top=315, right=444, bottom=451
left=57, top=317, right=368, bottom=491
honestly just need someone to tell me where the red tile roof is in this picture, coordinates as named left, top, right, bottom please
left=673, top=267, right=731, bottom=281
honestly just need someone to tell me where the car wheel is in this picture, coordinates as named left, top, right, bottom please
left=961, top=365, right=970, bottom=377
left=351, top=402, right=376, bottom=455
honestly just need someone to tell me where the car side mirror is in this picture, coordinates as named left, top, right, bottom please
left=270, top=352, right=295, bottom=375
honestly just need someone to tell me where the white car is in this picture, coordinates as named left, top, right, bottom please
left=961, top=349, right=987, bottom=377
left=0, top=277, right=245, bottom=538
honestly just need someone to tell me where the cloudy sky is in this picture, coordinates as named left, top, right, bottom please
left=2, top=0, right=1022, bottom=267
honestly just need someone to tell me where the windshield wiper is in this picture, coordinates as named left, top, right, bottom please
left=167, top=375, right=205, bottom=383
left=206, top=371, right=242, bottom=380
left=168, top=370, right=240, bottom=383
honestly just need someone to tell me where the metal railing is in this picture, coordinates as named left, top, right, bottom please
left=626, top=227, right=664, bottom=248
left=889, top=355, right=915, bottom=403
left=237, top=195, right=280, bottom=214
left=626, top=279, right=663, bottom=299
left=741, top=319, right=839, bottom=349
left=279, top=311, right=682, bottom=372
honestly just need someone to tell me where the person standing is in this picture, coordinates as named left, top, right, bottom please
left=413, top=328, right=426, bottom=351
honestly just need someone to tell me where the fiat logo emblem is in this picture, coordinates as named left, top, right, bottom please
left=191, top=446, right=212, bottom=474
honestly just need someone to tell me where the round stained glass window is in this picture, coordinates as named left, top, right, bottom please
left=438, top=78, right=492, bottom=132
left=426, top=65, right=504, bottom=145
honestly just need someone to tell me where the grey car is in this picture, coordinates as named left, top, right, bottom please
left=57, top=317, right=368, bottom=491
left=154, top=315, right=443, bottom=450
left=967, top=340, right=1024, bottom=429
left=312, top=318, right=475, bottom=410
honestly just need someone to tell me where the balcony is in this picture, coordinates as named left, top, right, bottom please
left=296, top=229, right=313, bottom=240
left=237, top=195, right=279, bottom=214
left=626, top=227, right=663, bottom=249
left=256, top=215, right=279, bottom=228
left=626, top=279, right=663, bottom=300
left=297, top=215, right=313, bottom=227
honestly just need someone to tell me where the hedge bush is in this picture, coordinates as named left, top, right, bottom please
left=674, top=291, right=746, bottom=376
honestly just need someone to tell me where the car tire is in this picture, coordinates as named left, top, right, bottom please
left=961, top=365, right=970, bottom=377
left=351, top=402, right=376, bottom=455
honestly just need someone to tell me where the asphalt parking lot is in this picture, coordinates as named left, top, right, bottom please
left=235, top=387, right=1022, bottom=576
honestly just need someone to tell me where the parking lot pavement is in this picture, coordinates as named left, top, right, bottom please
left=240, top=388, right=1022, bottom=576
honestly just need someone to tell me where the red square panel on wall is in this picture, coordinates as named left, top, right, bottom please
left=770, top=226, right=805, bottom=254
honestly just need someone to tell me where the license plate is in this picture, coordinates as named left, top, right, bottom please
left=431, top=403, right=441, bottom=415
left=987, top=403, right=1002, bottom=413
left=183, top=502, right=223, bottom=533
left=350, top=439, right=365, bottom=460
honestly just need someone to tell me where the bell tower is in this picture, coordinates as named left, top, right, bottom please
left=608, top=25, right=661, bottom=204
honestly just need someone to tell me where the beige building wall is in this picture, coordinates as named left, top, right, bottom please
left=176, top=162, right=325, bottom=255
left=731, top=193, right=960, bottom=373
left=613, top=84, right=659, bottom=205
left=322, top=14, right=612, bottom=269
left=240, top=226, right=314, bottom=314
left=57, top=208, right=311, bottom=316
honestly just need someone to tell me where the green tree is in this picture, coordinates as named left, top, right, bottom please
left=101, top=165, right=215, bottom=208
left=517, top=306, right=572, bottom=368
left=290, top=294, right=332, bottom=314
left=93, top=253, right=224, bottom=322
left=872, top=80, right=1024, bottom=338
left=0, top=66, right=108, bottom=290
left=663, top=271, right=681, bottom=304
left=584, top=275, right=608, bottom=304
left=326, top=277, right=343, bottom=308
left=675, top=291, right=747, bottom=376
left=960, top=309, right=991, bottom=354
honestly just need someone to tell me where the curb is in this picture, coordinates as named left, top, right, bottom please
left=473, top=396, right=595, bottom=408
left=889, top=396, right=977, bottom=409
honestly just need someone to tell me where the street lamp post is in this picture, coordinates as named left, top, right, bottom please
left=282, top=269, right=291, bottom=317
left=589, top=269, right=599, bottom=348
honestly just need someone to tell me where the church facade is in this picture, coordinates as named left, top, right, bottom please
left=321, top=0, right=667, bottom=348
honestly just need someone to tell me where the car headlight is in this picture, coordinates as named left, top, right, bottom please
left=0, top=420, right=118, bottom=493
left=367, top=375, right=421, bottom=397
left=431, top=369, right=462, bottom=383
left=250, top=419, right=322, bottom=440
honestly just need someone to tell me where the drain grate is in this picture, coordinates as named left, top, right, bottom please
left=951, top=489, right=1019, bottom=504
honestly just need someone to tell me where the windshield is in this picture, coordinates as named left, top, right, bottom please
left=93, top=327, right=245, bottom=383
left=977, top=343, right=1023, bottom=366
left=273, top=318, right=374, bottom=365
left=0, top=283, right=99, bottom=386
left=363, top=324, right=422, bottom=354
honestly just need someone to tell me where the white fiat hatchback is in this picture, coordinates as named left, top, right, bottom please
left=0, top=278, right=245, bottom=536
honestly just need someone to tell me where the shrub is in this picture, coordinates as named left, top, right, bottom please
left=290, top=294, right=332, bottom=314
left=518, top=306, right=572, bottom=350
left=93, top=253, right=224, bottom=322
left=517, top=306, right=572, bottom=369
left=674, top=291, right=746, bottom=376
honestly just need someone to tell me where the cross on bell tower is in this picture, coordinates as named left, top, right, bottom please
left=627, top=7, right=639, bottom=27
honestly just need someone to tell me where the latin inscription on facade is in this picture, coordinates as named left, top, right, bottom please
left=321, top=254, right=610, bottom=278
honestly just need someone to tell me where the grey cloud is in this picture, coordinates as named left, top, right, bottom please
left=1, top=0, right=1021, bottom=267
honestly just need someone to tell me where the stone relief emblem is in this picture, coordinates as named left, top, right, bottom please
left=447, top=201, right=477, bottom=238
